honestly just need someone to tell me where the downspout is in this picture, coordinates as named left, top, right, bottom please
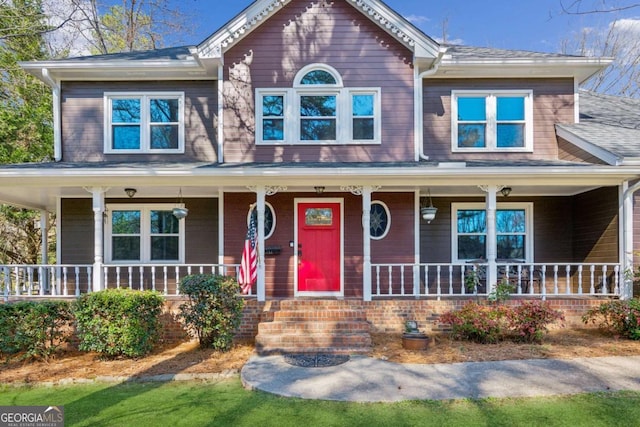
left=41, top=68, right=62, bottom=162
left=217, top=64, right=225, bottom=164
left=416, top=47, right=447, bottom=161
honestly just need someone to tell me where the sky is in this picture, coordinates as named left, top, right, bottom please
left=175, top=0, right=640, bottom=54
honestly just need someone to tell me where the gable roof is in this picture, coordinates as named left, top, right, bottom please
left=20, top=0, right=610, bottom=83
left=557, top=90, right=640, bottom=165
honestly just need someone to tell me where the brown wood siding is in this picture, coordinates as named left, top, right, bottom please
left=60, top=198, right=218, bottom=264
left=557, top=136, right=608, bottom=164
left=222, top=0, right=415, bottom=163
left=61, top=81, right=218, bottom=162
left=223, top=192, right=413, bottom=298
left=572, top=187, right=619, bottom=263
left=417, top=196, right=576, bottom=263
left=423, top=78, right=575, bottom=161
left=61, top=199, right=94, bottom=264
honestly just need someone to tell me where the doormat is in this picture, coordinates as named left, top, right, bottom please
left=284, top=354, right=350, bottom=368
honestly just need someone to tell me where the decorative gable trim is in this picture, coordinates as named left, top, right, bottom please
left=197, top=0, right=440, bottom=66
left=199, top=0, right=291, bottom=58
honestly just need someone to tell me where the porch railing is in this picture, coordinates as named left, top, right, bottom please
left=1, top=264, right=242, bottom=300
left=371, top=262, right=623, bottom=299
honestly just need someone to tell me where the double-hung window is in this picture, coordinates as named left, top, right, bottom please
left=105, top=92, right=185, bottom=153
left=452, top=90, right=532, bottom=152
left=106, top=204, right=185, bottom=263
left=256, top=64, right=381, bottom=144
left=452, top=203, right=533, bottom=262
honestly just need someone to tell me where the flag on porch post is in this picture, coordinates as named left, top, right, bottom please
left=238, top=209, right=258, bottom=294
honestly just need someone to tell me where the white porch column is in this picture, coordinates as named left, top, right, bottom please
left=39, top=210, right=48, bottom=264
left=484, top=185, right=498, bottom=294
left=87, top=187, right=108, bottom=292
left=362, top=186, right=373, bottom=301
left=256, top=186, right=266, bottom=302
left=622, top=181, right=635, bottom=299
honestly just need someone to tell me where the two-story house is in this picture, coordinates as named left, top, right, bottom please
left=2, top=0, right=640, bottom=353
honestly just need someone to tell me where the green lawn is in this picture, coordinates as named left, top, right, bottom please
left=2, top=378, right=640, bottom=427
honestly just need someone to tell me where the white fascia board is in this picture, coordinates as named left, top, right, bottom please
left=435, top=57, right=612, bottom=83
left=1, top=164, right=639, bottom=185
left=19, top=58, right=212, bottom=82
left=556, top=126, right=622, bottom=166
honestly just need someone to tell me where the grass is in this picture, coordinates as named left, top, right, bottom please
left=2, top=378, right=640, bottom=427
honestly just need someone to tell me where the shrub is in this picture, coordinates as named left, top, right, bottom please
left=73, top=289, right=164, bottom=358
left=0, top=300, right=73, bottom=360
left=582, top=299, right=640, bottom=340
left=507, top=300, right=565, bottom=343
left=488, top=278, right=515, bottom=304
left=178, top=274, right=244, bottom=351
left=439, top=301, right=509, bottom=343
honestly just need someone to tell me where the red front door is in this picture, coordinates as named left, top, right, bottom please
left=296, top=201, right=342, bottom=295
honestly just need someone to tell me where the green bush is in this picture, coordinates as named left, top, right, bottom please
left=582, top=299, right=640, bottom=340
left=178, top=274, right=244, bottom=351
left=0, top=300, right=73, bottom=360
left=507, top=300, right=565, bottom=343
left=73, top=289, right=164, bottom=358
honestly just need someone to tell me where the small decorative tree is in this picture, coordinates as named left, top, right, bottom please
left=178, top=274, right=245, bottom=351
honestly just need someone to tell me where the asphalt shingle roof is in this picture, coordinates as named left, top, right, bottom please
left=557, top=90, right=640, bottom=159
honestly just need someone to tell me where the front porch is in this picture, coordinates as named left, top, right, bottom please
left=1, top=261, right=624, bottom=301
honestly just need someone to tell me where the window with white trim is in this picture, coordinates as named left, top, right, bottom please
left=452, top=90, right=533, bottom=152
left=256, top=64, right=381, bottom=144
left=105, top=92, right=185, bottom=153
left=370, top=201, right=390, bottom=240
left=105, top=204, right=185, bottom=263
left=452, top=203, right=533, bottom=262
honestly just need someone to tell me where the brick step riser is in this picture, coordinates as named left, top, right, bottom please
left=258, top=322, right=370, bottom=334
left=255, top=335, right=372, bottom=348
left=279, top=301, right=363, bottom=310
left=273, top=310, right=368, bottom=322
left=256, top=347, right=371, bottom=355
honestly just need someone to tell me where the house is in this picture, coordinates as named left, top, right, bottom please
left=2, top=0, right=640, bottom=353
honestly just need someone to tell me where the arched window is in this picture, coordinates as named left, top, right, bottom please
left=256, top=64, right=380, bottom=145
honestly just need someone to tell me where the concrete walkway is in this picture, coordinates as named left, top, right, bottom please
left=241, top=355, right=640, bottom=402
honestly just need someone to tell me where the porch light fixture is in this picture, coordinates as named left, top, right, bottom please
left=172, top=188, right=189, bottom=220
left=500, top=186, right=512, bottom=197
left=314, top=186, right=325, bottom=195
left=420, top=189, right=438, bottom=223
left=124, top=188, right=137, bottom=198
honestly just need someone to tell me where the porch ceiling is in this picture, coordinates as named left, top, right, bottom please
left=0, top=161, right=638, bottom=211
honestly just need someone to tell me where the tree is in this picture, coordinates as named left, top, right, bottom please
left=0, top=0, right=55, bottom=265
left=62, top=0, right=191, bottom=55
left=561, top=1, right=639, bottom=15
left=560, top=1, right=640, bottom=97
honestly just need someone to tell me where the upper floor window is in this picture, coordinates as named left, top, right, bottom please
left=256, top=64, right=381, bottom=145
left=451, top=90, right=533, bottom=152
left=105, top=92, right=185, bottom=154
left=452, top=202, right=533, bottom=263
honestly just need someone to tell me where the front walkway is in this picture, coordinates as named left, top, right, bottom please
left=241, top=354, right=640, bottom=402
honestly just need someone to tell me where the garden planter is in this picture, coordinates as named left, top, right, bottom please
left=402, top=333, right=430, bottom=350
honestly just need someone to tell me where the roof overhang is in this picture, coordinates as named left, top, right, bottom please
left=432, top=56, right=613, bottom=83
left=18, top=48, right=218, bottom=83
left=1, top=163, right=638, bottom=211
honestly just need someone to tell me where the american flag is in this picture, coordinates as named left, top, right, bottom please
left=238, top=209, right=258, bottom=294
